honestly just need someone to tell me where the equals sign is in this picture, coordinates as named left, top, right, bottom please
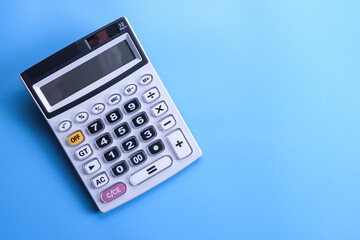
left=146, top=165, right=157, bottom=175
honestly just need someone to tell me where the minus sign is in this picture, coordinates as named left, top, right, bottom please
left=163, top=120, right=172, bottom=126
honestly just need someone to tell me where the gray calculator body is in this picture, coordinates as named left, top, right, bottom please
left=20, top=17, right=202, bottom=212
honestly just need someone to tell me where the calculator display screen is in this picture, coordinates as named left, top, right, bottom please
left=40, top=40, right=135, bottom=106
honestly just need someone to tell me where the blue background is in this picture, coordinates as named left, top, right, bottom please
left=1, top=0, right=360, bottom=239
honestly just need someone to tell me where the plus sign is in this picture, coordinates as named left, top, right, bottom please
left=175, top=140, right=183, bottom=147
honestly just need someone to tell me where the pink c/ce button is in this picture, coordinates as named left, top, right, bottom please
left=100, top=183, right=126, bottom=203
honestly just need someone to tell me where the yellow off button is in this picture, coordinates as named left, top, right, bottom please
left=67, top=130, right=84, bottom=146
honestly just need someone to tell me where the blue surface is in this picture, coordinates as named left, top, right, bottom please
left=1, top=0, right=360, bottom=239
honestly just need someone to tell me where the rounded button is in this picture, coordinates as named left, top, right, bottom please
left=124, top=84, right=137, bottom=96
left=75, top=112, right=89, bottom=123
left=91, top=103, right=105, bottom=115
left=139, top=74, right=153, bottom=85
left=57, top=120, right=72, bottom=132
left=107, top=94, right=121, bottom=105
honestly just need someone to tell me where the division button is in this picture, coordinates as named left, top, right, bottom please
left=143, top=87, right=160, bottom=103
left=67, top=130, right=84, bottom=146
left=139, top=74, right=153, bottom=85
left=83, top=158, right=101, bottom=174
left=75, top=144, right=93, bottom=160
left=111, top=161, right=128, bottom=176
left=91, top=172, right=109, bottom=188
left=124, top=84, right=137, bottom=96
left=91, top=103, right=105, bottom=115
left=151, top=101, right=168, bottom=117
left=75, top=112, right=89, bottom=123
left=159, top=115, right=176, bottom=131
left=129, top=156, right=172, bottom=185
left=101, top=182, right=126, bottom=203
left=57, top=120, right=72, bottom=132
left=166, top=129, right=192, bottom=159
left=107, top=94, right=121, bottom=105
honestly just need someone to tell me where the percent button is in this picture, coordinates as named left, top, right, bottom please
left=100, top=182, right=126, bottom=203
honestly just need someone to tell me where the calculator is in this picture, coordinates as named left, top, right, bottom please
left=20, top=17, right=202, bottom=212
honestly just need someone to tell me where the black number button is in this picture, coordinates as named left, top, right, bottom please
left=87, top=119, right=104, bottom=134
left=121, top=137, right=138, bottom=152
left=148, top=140, right=165, bottom=155
left=132, top=112, right=148, bottom=128
left=112, top=161, right=128, bottom=176
left=129, top=150, right=147, bottom=166
left=95, top=133, right=112, bottom=149
left=140, top=126, right=156, bottom=141
left=105, top=109, right=122, bottom=124
left=124, top=98, right=141, bottom=113
left=114, top=123, right=131, bottom=138
left=103, top=147, right=120, bottom=162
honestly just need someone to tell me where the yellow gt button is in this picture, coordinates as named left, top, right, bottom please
left=67, top=130, right=84, bottom=146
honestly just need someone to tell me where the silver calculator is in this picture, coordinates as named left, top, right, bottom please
left=20, top=17, right=202, bottom=212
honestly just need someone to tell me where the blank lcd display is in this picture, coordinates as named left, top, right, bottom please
left=40, top=40, right=135, bottom=106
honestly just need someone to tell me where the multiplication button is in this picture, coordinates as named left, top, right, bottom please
left=151, top=101, right=168, bottom=117
left=166, top=129, right=192, bottom=159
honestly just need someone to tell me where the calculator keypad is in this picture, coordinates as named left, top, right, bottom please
left=58, top=73, right=197, bottom=208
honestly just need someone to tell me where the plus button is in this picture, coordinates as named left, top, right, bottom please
left=175, top=140, right=183, bottom=148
